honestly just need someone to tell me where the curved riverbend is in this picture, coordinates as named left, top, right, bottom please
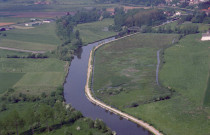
left=64, top=35, right=153, bottom=135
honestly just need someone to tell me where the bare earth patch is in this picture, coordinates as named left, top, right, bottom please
left=0, top=22, right=15, bottom=26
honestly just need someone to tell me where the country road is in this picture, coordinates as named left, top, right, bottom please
left=0, top=47, right=45, bottom=54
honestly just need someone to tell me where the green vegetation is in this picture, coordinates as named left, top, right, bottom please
left=76, top=18, right=116, bottom=44
left=0, top=58, right=67, bottom=95
left=93, top=33, right=210, bottom=135
left=93, top=33, right=178, bottom=109
left=0, top=23, right=61, bottom=51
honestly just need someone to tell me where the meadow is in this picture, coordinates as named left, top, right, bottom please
left=93, top=33, right=178, bottom=109
left=0, top=58, right=67, bottom=96
left=93, top=33, right=210, bottom=135
left=0, top=23, right=61, bottom=51
left=76, top=18, right=117, bottom=44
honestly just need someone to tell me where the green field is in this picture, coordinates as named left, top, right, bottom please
left=0, top=49, right=30, bottom=58
left=76, top=19, right=117, bottom=44
left=0, top=58, right=67, bottom=95
left=93, top=33, right=178, bottom=109
left=0, top=23, right=61, bottom=51
left=93, top=33, right=210, bottom=135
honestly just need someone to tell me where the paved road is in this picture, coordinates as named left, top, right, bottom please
left=0, top=47, right=45, bottom=54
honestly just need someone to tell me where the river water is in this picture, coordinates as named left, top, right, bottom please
left=64, top=37, right=151, bottom=135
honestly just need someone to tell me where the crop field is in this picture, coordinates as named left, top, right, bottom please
left=76, top=19, right=117, bottom=44
left=0, top=58, right=67, bottom=96
left=0, top=23, right=61, bottom=51
left=93, top=33, right=210, bottom=135
left=0, top=12, right=67, bottom=18
left=93, top=33, right=178, bottom=109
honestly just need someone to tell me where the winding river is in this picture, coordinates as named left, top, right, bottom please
left=64, top=37, right=151, bottom=135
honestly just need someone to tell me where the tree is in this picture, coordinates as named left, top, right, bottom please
left=7, top=110, right=24, bottom=135
left=54, top=101, right=67, bottom=125
left=24, top=108, right=38, bottom=134
left=39, top=105, right=54, bottom=132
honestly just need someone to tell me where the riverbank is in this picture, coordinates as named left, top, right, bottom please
left=85, top=33, right=163, bottom=135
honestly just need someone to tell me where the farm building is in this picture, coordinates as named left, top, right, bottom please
left=201, top=31, right=210, bottom=41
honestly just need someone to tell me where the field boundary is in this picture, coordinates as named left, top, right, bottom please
left=85, top=33, right=163, bottom=135
left=0, top=47, right=45, bottom=54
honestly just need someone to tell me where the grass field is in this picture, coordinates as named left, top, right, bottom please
left=93, top=33, right=210, bottom=135
left=0, top=58, right=67, bottom=95
left=76, top=19, right=117, bottom=44
left=93, top=33, right=178, bottom=109
left=0, top=23, right=61, bottom=51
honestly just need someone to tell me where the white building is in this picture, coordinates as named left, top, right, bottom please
left=201, top=31, right=210, bottom=41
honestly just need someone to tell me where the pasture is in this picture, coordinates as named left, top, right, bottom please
left=93, top=33, right=178, bottom=109
left=76, top=19, right=117, bottom=44
left=0, top=23, right=61, bottom=51
left=0, top=58, right=67, bottom=96
left=93, top=33, right=210, bottom=135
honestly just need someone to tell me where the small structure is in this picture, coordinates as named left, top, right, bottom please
left=201, top=31, right=210, bottom=41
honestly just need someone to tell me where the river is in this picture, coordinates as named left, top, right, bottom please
left=64, top=37, right=151, bottom=135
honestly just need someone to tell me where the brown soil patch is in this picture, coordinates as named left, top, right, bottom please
left=0, top=23, right=15, bottom=26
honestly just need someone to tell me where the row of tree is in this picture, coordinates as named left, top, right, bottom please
left=55, top=9, right=103, bottom=61
left=178, top=12, right=210, bottom=24
left=112, top=8, right=166, bottom=31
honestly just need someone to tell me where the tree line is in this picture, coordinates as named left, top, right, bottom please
left=56, top=8, right=103, bottom=61
left=111, top=8, right=166, bottom=31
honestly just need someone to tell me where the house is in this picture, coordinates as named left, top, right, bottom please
left=201, top=31, right=210, bottom=41
left=175, top=12, right=181, bottom=16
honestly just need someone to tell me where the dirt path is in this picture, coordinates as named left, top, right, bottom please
left=156, top=49, right=161, bottom=86
left=85, top=33, right=163, bottom=135
left=0, top=47, right=45, bottom=54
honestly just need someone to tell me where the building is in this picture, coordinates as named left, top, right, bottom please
left=201, top=31, right=210, bottom=41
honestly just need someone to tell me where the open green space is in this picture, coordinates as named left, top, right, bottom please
left=0, top=23, right=61, bottom=51
left=0, top=0, right=116, bottom=12
left=93, top=33, right=178, bottom=109
left=76, top=19, right=117, bottom=44
left=0, top=49, right=30, bottom=58
left=0, top=17, right=30, bottom=23
left=0, top=72, right=25, bottom=94
left=0, top=58, right=67, bottom=96
left=93, top=33, right=210, bottom=135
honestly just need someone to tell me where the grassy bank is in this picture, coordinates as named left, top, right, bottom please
left=93, top=33, right=210, bottom=135
left=76, top=18, right=117, bottom=45
left=93, top=33, right=178, bottom=109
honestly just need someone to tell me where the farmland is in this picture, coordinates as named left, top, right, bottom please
left=0, top=23, right=61, bottom=51
left=76, top=18, right=117, bottom=44
left=93, top=33, right=210, bottom=135
left=0, top=58, right=67, bottom=96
